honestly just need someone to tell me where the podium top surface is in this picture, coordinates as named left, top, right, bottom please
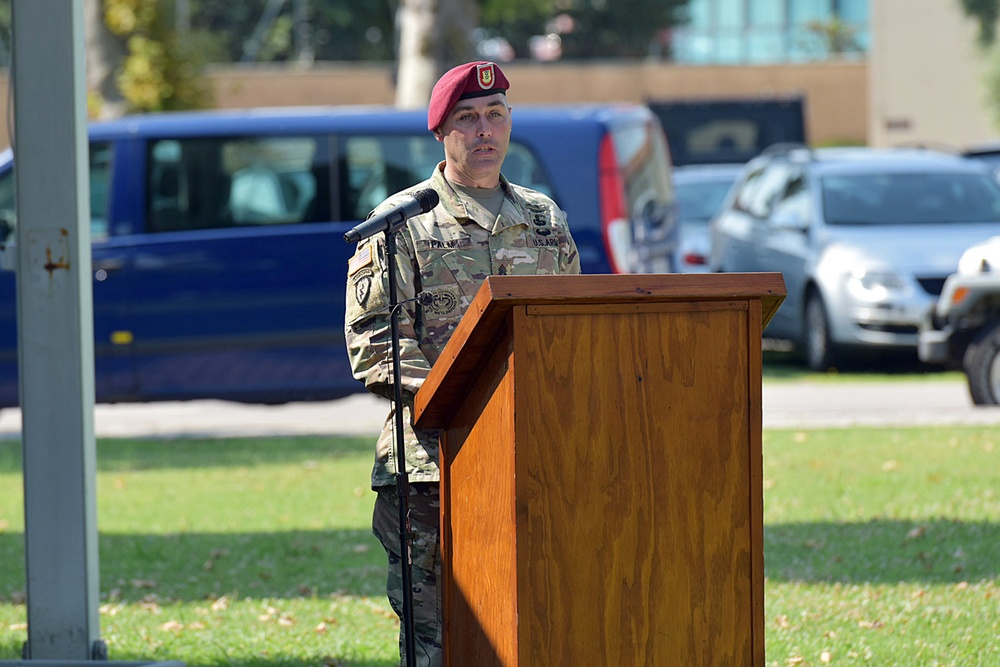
left=413, top=272, right=786, bottom=428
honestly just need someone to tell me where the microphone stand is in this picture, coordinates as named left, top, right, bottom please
left=346, top=208, right=422, bottom=667
left=385, top=227, right=417, bottom=667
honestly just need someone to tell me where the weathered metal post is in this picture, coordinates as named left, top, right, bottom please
left=9, top=0, right=101, bottom=659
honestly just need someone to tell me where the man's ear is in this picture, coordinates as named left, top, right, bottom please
left=432, top=128, right=444, bottom=142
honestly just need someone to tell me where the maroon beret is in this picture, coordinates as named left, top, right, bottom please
left=427, top=61, right=510, bottom=131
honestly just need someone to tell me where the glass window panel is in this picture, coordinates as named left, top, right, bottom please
left=749, top=0, right=785, bottom=27
left=686, top=0, right=712, bottom=29
left=147, top=136, right=327, bottom=232
left=716, top=32, right=745, bottom=63
left=89, top=142, right=113, bottom=240
left=717, top=0, right=745, bottom=29
left=790, top=0, right=829, bottom=24
left=0, top=166, right=14, bottom=245
left=340, top=135, right=443, bottom=221
left=503, top=143, right=554, bottom=199
left=746, top=30, right=786, bottom=62
left=837, top=0, right=868, bottom=23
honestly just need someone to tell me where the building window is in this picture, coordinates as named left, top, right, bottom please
left=673, top=0, right=868, bottom=64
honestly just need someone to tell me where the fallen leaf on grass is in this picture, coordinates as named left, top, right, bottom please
left=139, top=601, right=162, bottom=614
left=159, top=621, right=183, bottom=632
left=904, top=526, right=926, bottom=541
left=821, top=649, right=832, bottom=663
left=99, top=603, right=124, bottom=616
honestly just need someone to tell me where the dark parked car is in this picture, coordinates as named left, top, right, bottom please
left=0, top=104, right=676, bottom=407
left=709, top=144, right=1000, bottom=370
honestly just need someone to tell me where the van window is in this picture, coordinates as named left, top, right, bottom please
left=338, top=135, right=555, bottom=219
left=90, top=142, right=112, bottom=240
left=340, top=135, right=443, bottom=219
left=0, top=143, right=112, bottom=243
left=147, top=136, right=329, bottom=233
left=503, top=142, right=554, bottom=198
left=0, top=167, right=14, bottom=244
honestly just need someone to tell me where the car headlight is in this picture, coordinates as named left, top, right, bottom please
left=846, top=268, right=907, bottom=301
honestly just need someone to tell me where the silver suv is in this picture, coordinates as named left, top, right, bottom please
left=709, top=145, right=1000, bottom=370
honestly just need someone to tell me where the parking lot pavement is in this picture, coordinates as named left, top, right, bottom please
left=761, top=379, right=1000, bottom=429
left=0, top=379, right=998, bottom=440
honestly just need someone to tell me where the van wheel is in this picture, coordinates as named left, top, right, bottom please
left=804, top=292, right=839, bottom=371
left=963, top=320, right=1000, bottom=405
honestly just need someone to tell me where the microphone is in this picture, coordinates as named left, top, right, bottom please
left=344, top=188, right=440, bottom=244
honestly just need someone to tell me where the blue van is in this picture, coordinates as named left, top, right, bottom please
left=0, top=104, right=676, bottom=407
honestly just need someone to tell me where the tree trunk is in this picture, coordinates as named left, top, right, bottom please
left=84, top=0, right=128, bottom=119
left=395, top=0, right=478, bottom=109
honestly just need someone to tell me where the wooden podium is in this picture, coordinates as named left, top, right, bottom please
left=413, top=273, right=786, bottom=667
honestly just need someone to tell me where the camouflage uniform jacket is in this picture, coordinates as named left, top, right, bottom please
left=345, top=163, right=581, bottom=488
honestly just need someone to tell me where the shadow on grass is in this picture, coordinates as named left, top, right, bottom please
left=765, top=518, right=1000, bottom=584
left=0, top=638, right=396, bottom=667
left=0, top=529, right=387, bottom=603
left=2, top=518, right=996, bottom=604
left=0, top=436, right=373, bottom=474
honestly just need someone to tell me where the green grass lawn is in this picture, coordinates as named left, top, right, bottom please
left=0, top=427, right=997, bottom=666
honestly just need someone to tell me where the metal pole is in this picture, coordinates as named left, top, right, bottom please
left=10, top=0, right=100, bottom=660
left=385, top=229, right=418, bottom=667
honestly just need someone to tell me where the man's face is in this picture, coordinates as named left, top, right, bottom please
left=435, top=93, right=511, bottom=188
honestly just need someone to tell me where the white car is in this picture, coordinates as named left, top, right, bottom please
left=710, top=145, right=1000, bottom=370
left=672, top=163, right=743, bottom=273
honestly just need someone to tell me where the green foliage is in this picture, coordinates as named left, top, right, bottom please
left=960, top=0, right=1000, bottom=47
left=191, top=0, right=395, bottom=62
left=479, top=0, right=687, bottom=60
left=805, top=16, right=862, bottom=55
left=556, top=0, right=686, bottom=59
left=105, top=0, right=216, bottom=113
left=190, top=0, right=687, bottom=64
left=960, top=1, right=1000, bottom=134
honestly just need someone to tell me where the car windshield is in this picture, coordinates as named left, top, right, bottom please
left=821, top=172, right=1000, bottom=225
left=675, top=178, right=735, bottom=222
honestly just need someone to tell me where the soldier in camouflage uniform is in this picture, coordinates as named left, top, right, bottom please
left=344, top=61, right=580, bottom=667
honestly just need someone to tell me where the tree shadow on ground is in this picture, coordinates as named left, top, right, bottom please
left=765, top=518, right=999, bottom=584
left=0, top=529, right=384, bottom=603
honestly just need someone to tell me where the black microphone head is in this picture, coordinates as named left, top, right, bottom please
left=414, top=188, right=440, bottom=213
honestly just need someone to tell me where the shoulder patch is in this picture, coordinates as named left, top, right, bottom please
left=348, top=245, right=373, bottom=276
